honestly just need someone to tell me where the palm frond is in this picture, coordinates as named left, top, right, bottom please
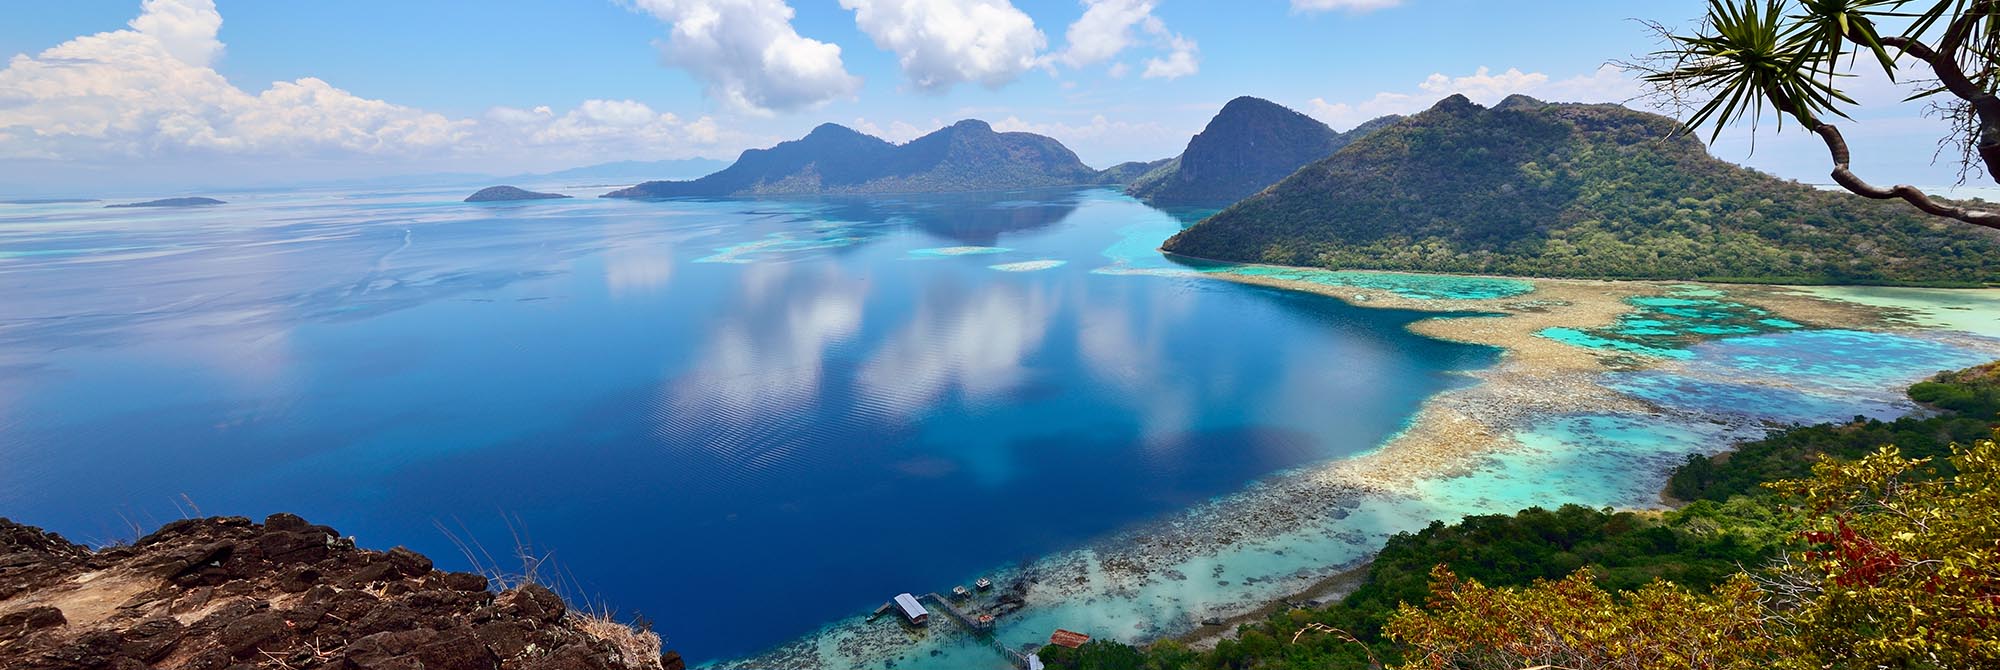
left=1644, top=0, right=1858, bottom=140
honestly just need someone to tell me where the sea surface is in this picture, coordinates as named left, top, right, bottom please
left=0, top=186, right=1504, bottom=662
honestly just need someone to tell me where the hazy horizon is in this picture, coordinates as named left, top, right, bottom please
left=1, top=0, right=1978, bottom=195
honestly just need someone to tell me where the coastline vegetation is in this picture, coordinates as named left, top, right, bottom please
left=1040, top=362, right=2000, bottom=669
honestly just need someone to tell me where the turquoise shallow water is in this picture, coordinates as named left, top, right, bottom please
left=1095, top=219, right=1533, bottom=301
left=719, top=238, right=2000, bottom=668
left=1539, top=287, right=1805, bottom=360
left=1608, top=329, right=1998, bottom=425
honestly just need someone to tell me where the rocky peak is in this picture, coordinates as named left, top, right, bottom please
left=0, top=514, right=683, bottom=670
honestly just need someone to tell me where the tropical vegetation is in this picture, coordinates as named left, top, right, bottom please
left=1038, top=362, right=2000, bottom=669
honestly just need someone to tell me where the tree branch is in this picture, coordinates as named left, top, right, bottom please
left=1815, top=123, right=2000, bottom=230
left=1876, top=2, right=2000, bottom=182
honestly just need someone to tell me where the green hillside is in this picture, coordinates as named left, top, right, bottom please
left=1162, top=95, right=2000, bottom=286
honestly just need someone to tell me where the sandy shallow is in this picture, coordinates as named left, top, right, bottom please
left=715, top=267, right=2000, bottom=670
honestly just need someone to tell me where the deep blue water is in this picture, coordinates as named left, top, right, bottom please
left=0, top=187, right=1496, bottom=662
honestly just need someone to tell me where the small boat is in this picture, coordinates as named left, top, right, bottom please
left=951, top=586, right=972, bottom=599
left=975, top=578, right=993, bottom=591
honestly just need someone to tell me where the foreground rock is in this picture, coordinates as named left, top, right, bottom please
left=105, top=197, right=225, bottom=208
left=466, top=186, right=572, bottom=203
left=0, top=514, right=682, bottom=670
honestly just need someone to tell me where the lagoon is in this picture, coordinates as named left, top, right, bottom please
left=0, top=187, right=1501, bottom=663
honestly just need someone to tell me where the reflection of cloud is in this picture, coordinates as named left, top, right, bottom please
left=857, top=282, right=1053, bottom=418
left=1075, top=284, right=1197, bottom=448
left=655, top=264, right=867, bottom=470
left=601, top=226, right=677, bottom=298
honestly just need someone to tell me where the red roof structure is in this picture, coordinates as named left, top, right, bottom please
left=1050, top=629, right=1091, bottom=649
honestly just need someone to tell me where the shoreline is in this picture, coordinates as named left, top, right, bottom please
left=1110, top=268, right=1915, bottom=651
left=723, top=262, right=1997, bottom=669
left=1153, top=249, right=1999, bottom=290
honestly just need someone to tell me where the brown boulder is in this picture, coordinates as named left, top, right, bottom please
left=498, top=584, right=566, bottom=624
left=218, top=610, right=291, bottom=658
left=410, top=626, right=499, bottom=670
left=386, top=547, right=433, bottom=577
left=341, top=628, right=438, bottom=670
left=118, top=616, right=185, bottom=662
left=440, top=572, right=490, bottom=593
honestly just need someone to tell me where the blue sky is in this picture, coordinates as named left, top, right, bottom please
left=0, top=0, right=1970, bottom=193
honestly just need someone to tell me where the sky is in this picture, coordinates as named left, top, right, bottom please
left=0, top=0, right=1976, bottom=194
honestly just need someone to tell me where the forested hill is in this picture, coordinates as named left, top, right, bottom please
left=602, top=120, right=1101, bottom=198
left=1162, top=94, right=2000, bottom=286
left=1129, top=96, right=1398, bottom=205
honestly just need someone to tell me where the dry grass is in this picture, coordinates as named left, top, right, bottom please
left=570, top=610, right=665, bottom=670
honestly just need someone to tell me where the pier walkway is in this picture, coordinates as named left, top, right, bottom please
left=915, top=593, right=1036, bottom=670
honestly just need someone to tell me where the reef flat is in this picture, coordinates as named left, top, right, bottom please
left=718, top=235, right=2000, bottom=670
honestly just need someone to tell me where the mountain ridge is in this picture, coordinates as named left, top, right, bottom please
left=603, top=120, right=1102, bottom=198
left=1130, top=96, right=1400, bottom=205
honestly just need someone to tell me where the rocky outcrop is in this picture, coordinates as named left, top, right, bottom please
left=0, top=515, right=682, bottom=670
left=466, top=186, right=571, bottom=203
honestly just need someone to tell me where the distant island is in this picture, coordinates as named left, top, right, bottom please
left=466, top=185, right=571, bottom=202
left=104, top=197, right=225, bottom=209
left=603, top=120, right=1102, bottom=198
left=1130, top=96, right=1399, bottom=205
left=1164, top=95, right=2000, bottom=286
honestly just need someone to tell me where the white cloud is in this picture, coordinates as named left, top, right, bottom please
left=1142, top=34, right=1198, bottom=80
left=482, top=100, right=738, bottom=161
left=1419, top=67, right=1549, bottom=100
left=1054, top=0, right=1154, bottom=68
left=1050, top=0, right=1199, bottom=79
left=0, top=0, right=742, bottom=174
left=840, top=0, right=1045, bottom=92
left=1305, top=65, right=1642, bottom=129
left=625, top=0, right=860, bottom=114
left=127, top=0, right=224, bottom=65
left=0, top=0, right=469, bottom=160
left=1291, top=0, right=1405, bottom=12
left=851, top=117, right=938, bottom=143
left=992, top=113, right=1163, bottom=140
left=992, top=113, right=1177, bottom=163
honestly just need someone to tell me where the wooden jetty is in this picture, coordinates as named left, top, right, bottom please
left=875, top=588, right=1040, bottom=670
left=919, top=592, right=993, bottom=633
